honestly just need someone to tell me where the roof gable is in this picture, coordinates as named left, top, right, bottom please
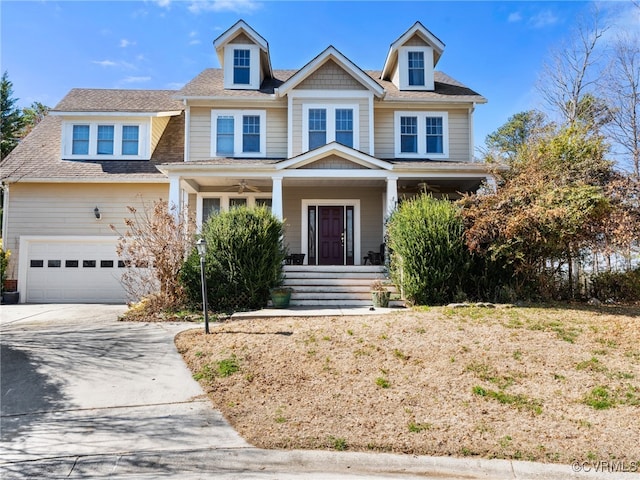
left=277, top=46, right=384, bottom=98
left=277, top=142, right=392, bottom=170
left=382, top=21, right=445, bottom=81
left=213, top=20, right=273, bottom=79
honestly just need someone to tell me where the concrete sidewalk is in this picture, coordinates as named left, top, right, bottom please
left=1, top=304, right=635, bottom=479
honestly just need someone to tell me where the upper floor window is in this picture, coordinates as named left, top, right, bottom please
left=394, top=111, right=448, bottom=158
left=233, top=49, right=251, bottom=85
left=122, top=126, right=139, bottom=155
left=97, top=125, right=114, bottom=155
left=398, top=46, right=434, bottom=91
left=211, top=110, right=266, bottom=158
left=223, top=44, right=261, bottom=90
left=72, top=125, right=90, bottom=155
left=63, top=122, right=148, bottom=159
left=302, top=104, right=359, bottom=152
left=407, top=51, right=425, bottom=86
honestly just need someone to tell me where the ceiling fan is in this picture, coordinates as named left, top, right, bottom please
left=416, top=181, right=440, bottom=193
left=226, top=179, right=261, bottom=194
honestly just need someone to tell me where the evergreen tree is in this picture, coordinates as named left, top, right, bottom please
left=1, top=71, right=25, bottom=159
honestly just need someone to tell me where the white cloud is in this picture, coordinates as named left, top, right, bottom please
left=188, top=0, right=261, bottom=14
left=120, top=39, right=136, bottom=48
left=508, top=12, right=522, bottom=23
left=166, top=82, right=185, bottom=89
left=121, top=76, right=152, bottom=84
left=155, top=0, right=171, bottom=7
left=529, top=10, right=559, bottom=29
left=92, top=60, right=118, bottom=67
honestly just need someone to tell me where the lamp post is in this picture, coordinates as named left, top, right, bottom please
left=196, top=238, right=210, bottom=334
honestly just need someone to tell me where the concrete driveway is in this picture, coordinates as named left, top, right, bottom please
left=1, top=304, right=625, bottom=479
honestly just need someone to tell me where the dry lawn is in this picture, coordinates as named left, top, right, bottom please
left=175, top=305, right=640, bottom=464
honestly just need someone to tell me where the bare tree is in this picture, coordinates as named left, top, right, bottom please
left=538, top=8, right=608, bottom=125
left=602, top=33, right=640, bottom=177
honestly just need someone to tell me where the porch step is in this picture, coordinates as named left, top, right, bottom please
left=281, top=265, right=404, bottom=307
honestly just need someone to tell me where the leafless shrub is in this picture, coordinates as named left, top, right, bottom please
left=110, top=197, right=195, bottom=310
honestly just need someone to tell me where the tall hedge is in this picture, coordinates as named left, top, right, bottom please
left=386, top=195, right=470, bottom=305
left=181, top=206, right=286, bottom=312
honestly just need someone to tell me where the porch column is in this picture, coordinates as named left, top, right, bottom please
left=485, top=175, right=498, bottom=193
left=272, top=176, right=283, bottom=220
left=385, top=176, right=398, bottom=217
left=169, top=175, right=181, bottom=218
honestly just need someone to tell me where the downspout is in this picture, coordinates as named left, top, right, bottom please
left=1, top=183, right=8, bottom=243
left=183, top=100, right=190, bottom=163
left=469, top=102, right=476, bottom=162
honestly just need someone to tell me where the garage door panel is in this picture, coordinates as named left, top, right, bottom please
left=24, top=237, right=129, bottom=303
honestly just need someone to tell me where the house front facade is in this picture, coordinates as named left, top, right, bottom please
left=1, top=20, right=491, bottom=304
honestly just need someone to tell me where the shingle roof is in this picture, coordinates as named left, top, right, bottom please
left=0, top=113, right=184, bottom=181
left=53, top=89, right=184, bottom=112
left=176, top=68, right=484, bottom=102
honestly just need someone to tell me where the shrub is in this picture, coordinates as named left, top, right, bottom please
left=590, top=268, right=640, bottom=303
left=0, top=240, right=10, bottom=293
left=181, top=206, right=286, bottom=312
left=386, top=195, right=470, bottom=305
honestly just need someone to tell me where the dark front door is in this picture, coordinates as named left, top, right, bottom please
left=318, top=206, right=344, bottom=265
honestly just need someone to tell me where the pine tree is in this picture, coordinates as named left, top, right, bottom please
left=1, top=71, right=25, bottom=159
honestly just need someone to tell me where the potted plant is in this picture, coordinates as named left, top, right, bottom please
left=371, top=279, right=390, bottom=308
left=270, top=286, right=293, bottom=308
left=1, top=245, right=19, bottom=304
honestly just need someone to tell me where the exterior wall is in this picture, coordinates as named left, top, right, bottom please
left=282, top=186, right=383, bottom=259
left=150, top=116, right=170, bottom=154
left=4, top=182, right=168, bottom=278
left=229, top=32, right=253, bottom=44
left=189, top=105, right=287, bottom=160
left=404, top=34, right=428, bottom=47
left=290, top=96, right=370, bottom=157
left=374, top=107, right=470, bottom=162
left=301, top=156, right=367, bottom=169
left=297, top=60, right=366, bottom=90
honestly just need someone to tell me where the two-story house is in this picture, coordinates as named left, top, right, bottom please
left=1, top=20, right=491, bottom=305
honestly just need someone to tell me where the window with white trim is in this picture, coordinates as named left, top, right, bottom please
left=198, top=194, right=272, bottom=227
left=223, top=44, right=261, bottom=90
left=302, top=104, right=358, bottom=152
left=394, top=111, right=448, bottom=158
left=63, top=122, right=148, bottom=159
left=407, top=51, right=425, bottom=86
left=211, top=110, right=266, bottom=157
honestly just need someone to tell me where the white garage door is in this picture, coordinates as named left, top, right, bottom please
left=21, top=237, right=128, bottom=303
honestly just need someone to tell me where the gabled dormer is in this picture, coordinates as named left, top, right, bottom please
left=213, top=20, right=273, bottom=90
left=381, top=21, right=445, bottom=91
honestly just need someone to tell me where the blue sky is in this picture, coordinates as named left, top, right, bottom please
left=1, top=1, right=637, bottom=152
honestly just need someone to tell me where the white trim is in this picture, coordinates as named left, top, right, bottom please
left=214, top=20, right=269, bottom=52
left=398, top=46, right=435, bottom=91
left=184, top=103, right=191, bottom=163
left=195, top=192, right=274, bottom=230
left=223, top=44, right=262, bottom=90
left=1, top=184, right=8, bottom=242
left=287, top=95, right=293, bottom=159
left=210, top=109, right=267, bottom=158
left=382, top=21, right=445, bottom=80
left=301, top=199, right=361, bottom=266
left=302, top=103, right=360, bottom=152
left=368, top=97, right=375, bottom=155
left=276, top=142, right=392, bottom=171
left=61, top=120, right=151, bottom=160
left=394, top=111, right=449, bottom=159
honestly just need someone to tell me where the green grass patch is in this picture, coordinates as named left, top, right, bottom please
left=408, top=421, right=432, bottom=433
left=583, top=386, right=613, bottom=410
left=472, top=385, right=542, bottom=414
left=376, top=377, right=391, bottom=389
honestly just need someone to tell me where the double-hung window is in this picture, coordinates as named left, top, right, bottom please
left=395, top=111, right=448, bottom=158
left=97, top=125, right=114, bottom=155
left=308, top=109, right=327, bottom=150
left=121, top=126, right=139, bottom=155
left=211, top=110, right=266, bottom=157
left=408, top=51, right=425, bottom=86
left=302, top=104, right=358, bottom=152
left=233, top=49, right=251, bottom=85
left=335, top=109, right=353, bottom=147
left=72, top=125, right=90, bottom=155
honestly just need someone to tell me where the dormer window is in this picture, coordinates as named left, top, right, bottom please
left=63, top=121, right=149, bottom=160
left=233, top=49, right=251, bottom=85
left=408, top=51, right=425, bottom=86
left=398, top=46, right=434, bottom=91
left=223, top=44, right=261, bottom=90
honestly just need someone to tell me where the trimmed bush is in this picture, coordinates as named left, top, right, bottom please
left=387, top=195, right=470, bottom=305
left=590, top=268, right=640, bottom=303
left=181, top=206, right=286, bottom=312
